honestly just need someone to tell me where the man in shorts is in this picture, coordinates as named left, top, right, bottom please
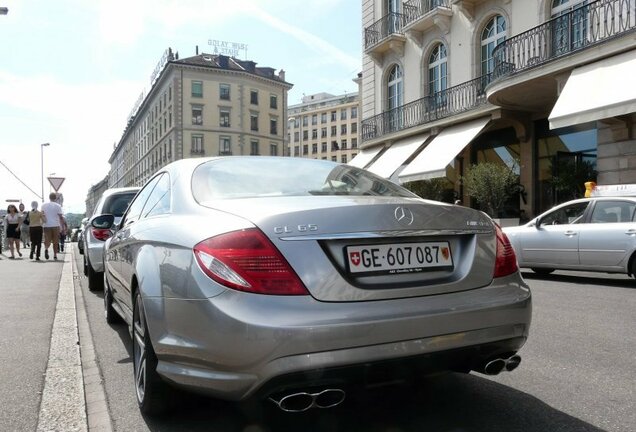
left=41, top=192, right=64, bottom=260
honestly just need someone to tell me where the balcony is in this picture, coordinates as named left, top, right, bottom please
left=364, top=12, right=407, bottom=61
left=488, top=0, right=636, bottom=111
left=403, top=0, right=452, bottom=41
left=361, top=74, right=491, bottom=142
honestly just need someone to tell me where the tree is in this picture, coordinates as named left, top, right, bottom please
left=462, top=162, right=518, bottom=218
left=404, top=178, right=455, bottom=203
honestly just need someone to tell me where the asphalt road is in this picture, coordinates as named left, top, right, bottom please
left=73, top=245, right=636, bottom=432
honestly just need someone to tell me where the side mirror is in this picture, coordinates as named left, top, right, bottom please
left=91, top=214, right=115, bottom=230
left=534, top=218, right=542, bottom=229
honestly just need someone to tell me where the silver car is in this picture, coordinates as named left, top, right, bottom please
left=96, top=157, right=531, bottom=415
left=504, top=196, right=636, bottom=277
left=83, top=187, right=139, bottom=290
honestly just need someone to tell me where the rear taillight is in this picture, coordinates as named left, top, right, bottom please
left=493, top=224, right=518, bottom=278
left=193, top=228, right=309, bottom=295
left=91, top=227, right=112, bottom=241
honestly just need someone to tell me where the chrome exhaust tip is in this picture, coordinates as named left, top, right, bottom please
left=505, top=354, right=521, bottom=372
left=269, top=389, right=346, bottom=412
left=483, top=358, right=507, bottom=375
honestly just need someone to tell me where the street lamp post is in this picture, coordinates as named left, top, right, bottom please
left=41, top=143, right=50, bottom=202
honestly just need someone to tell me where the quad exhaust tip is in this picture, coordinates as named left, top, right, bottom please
left=269, top=388, right=346, bottom=412
left=482, top=354, right=522, bottom=375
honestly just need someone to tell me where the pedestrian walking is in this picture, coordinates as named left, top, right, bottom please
left=41, top=192, right=64, bottom=261
left=27, top=201, right=46, bottom=260
left=59, top=215, right=68, bottom=252
left=4, top=204, right=23, bottom=259
left=18, top=203, right=30, bottom=248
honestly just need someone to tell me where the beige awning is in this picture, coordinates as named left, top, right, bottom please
left=347, top=146, right=383, bottom=169
left=398, top=117, right=490, bottom=183
left=365, top=133, right=430, bottom=178
left=549, top=49, right=636, bottom=129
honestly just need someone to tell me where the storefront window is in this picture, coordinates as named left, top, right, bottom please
left=535, top=119, right=597, bottom=214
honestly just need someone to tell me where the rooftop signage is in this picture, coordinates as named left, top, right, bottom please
left=150, top=48, right=174, bottom=86
left=208, top=39, right=248, bottom=58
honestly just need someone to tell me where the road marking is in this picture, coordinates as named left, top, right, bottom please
left=37, top=252, right=87, bottom=431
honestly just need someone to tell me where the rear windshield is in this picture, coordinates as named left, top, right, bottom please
left=191, top=157, right=416, bottom=201
left=102, top=193, right=137, bottom=217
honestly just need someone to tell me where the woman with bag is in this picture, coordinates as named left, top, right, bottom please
left=4, top=204, right=22, bottom=259
left=19, top=203, right=30, bottom=248
left=27, top=201, right=46, bottom=260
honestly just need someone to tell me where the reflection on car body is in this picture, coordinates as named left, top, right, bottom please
left=504, top=196, right=636, bottom=277
left=96, top=156, right=532, bottom=415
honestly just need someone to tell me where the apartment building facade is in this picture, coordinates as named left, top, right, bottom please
left=358, top=0, right=636, bottom=218
left=108, top=49, right=292, bottom=188
left=287, top=91, right=361, bottom=164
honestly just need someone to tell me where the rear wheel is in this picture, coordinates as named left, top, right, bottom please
left=87, top=258, right=104, bottom=291
left=531, top=268, right=555, bottom=276
left=83, top=255, right=88, bottom=276
left=133, top=291, right=171, bottom=415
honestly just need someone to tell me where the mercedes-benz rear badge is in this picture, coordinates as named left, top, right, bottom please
left=394, top=206, right=414, bottom=226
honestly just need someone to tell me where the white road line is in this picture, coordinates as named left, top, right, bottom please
left=37, top=252, right=87, bottom=432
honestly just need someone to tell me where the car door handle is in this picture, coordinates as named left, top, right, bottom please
left=625, top=229, right=636, bottom=236
left=564, top=230, right=577, bottom=236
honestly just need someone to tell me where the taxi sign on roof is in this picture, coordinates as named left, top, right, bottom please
left=590, top=184, right=636, bottom=197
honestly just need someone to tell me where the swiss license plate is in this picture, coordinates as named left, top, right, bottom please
left=346, top=242, right=453, bottom=275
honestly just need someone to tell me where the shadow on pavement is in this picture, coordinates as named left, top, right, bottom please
left=521, top=270, right=636, bottom=289
left=139, top=373, right=605, bottom=432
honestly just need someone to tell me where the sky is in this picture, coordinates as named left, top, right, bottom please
left=0, top=0, right=362, bottom=213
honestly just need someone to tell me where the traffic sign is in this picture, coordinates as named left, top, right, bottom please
left=48, top=177, right=65, bottom=192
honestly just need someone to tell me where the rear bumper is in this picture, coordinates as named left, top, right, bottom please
left=143, top=272, right=531, bottom=401
left=86, top=238, right=105, bottom=272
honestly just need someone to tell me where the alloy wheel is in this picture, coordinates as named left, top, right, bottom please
left=133, top=295, right=147, bottom=404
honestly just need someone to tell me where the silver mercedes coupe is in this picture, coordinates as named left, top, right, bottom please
left=96, top=156, right=532, bottom=415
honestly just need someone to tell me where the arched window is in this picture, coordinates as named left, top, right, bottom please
left=551, top=0, right=588, bottom=53
left=387, top=64, right=403, bottom=111
left=481, top=15, right=507, bottom=76
left=428, top=44, right=448, bottom=95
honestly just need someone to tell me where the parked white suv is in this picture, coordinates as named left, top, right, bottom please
left=83, top=187, right=140, bottom=290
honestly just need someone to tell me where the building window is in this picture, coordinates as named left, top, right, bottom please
left=351, top=122, right=357, bottom=133
left=294, top=146, right=299, bottom=156
left=192, top=81, right=203, bottom=98
left=270, top=143, right=278, bottom=156
left=220, top=83, right=230, bottom=100
left=192, top=106, right=203, bottom=125
left=312, top=143, right=318, bottom=154
left=331, top=156, right=337, bottom=162
left=387, top=64, right=403, bottom=110
left=321, top=142, right=327, bottom=152
left=331, top=126, right=337, bottom=136
left=331, top=110, right=337, bottom=121
left=270, top=94, right=278, bottom=109
left=250, top=90, right=258, bottom=105
left=270, top=118, right=278, bottom=135
left=251, top=113, right=259, bottom=131
left=294, top=131, right=299, bottom=141
left=341, top=109, right=347, bottom=120
left=250, top=140, right=259, bottom=155
left=341, top=124, right=347, bottom=135
left=191, top=134, right=203, bottom=153
left=303, top=130, right=308, bottom=140
left=321, top=127, right=327, bottom=138
left=312, top=129, right=318, bottom=139
left=481, top=15, right=507, bottom=76
left=351, top=106, right=358, bottom=119
left=341, top=139, right=347, bottom=150
left=303, top=116, right=308, bottom=127
left=219, top=136, right=232, bottom=155
left=352, top=138, right=358, bottom=149
left=341, top=155, right=347, bottom=163
left=551, top=0, right=588, bottom=54
left=321, top=113, right=327, bottom=123
left=301, top=144, right=308, bottom=155
left=331, top=141, right=339, bottom=151
left=220, top=109, right=230, bottom=127
left=428, top=43, right=448, bottom=95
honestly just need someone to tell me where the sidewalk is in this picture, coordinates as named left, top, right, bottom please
left=0, top=245, right=111, bottom=432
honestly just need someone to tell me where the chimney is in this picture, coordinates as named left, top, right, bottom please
left=196, top=45, right=199, bottom=55
left=278, top=69, right=286, bottom=81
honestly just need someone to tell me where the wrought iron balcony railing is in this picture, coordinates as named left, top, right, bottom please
left=492, top=0, right=636, bottom=81
left=403, top=0, right=451, bottom=25
left=364, top=12, right=406, bottom=50
left=361, top=74, right=492, bottom=141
